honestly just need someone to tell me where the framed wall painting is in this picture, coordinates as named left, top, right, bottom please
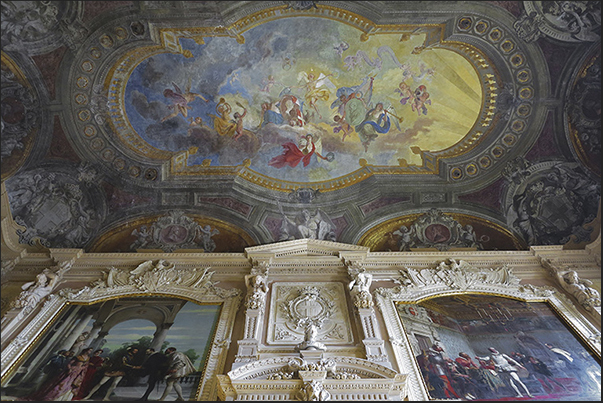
left=374, top=260, right=602, bottom=401
left=1, top=297, right=221, bottom=401
left=396, top=295, right=601, bottom=401
left=1, top=261, right=243, bottom=401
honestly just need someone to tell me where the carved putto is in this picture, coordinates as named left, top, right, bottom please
left=347, top=262, right=374, bottom=308
left=540, top=258, right=601, bottom=312
left=561, top=270, right=601, bottom=311
left=244, top=261, right=269, bottom=309
left=296, top=379, right=331, bottom=401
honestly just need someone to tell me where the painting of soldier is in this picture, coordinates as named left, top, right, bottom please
left=398, top=294, right=601, bottom=401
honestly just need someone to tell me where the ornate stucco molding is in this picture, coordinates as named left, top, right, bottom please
left=375, top=258, right=602, bottom=401
left=385, top=258, right=522, bottom=298
left=515, top=1, right=601, bottom=43
left=1, top=259, right=242, bottom=401
left=234, top=260, right=270, bottom=365
left=1, top=260, right=72, bottom=335
left=539, top=257, right=601, bottom=316
left=218, top=355, right=407, bottom=401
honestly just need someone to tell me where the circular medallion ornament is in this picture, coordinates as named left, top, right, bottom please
left=424, top=224, right=451, bottom=243
left=159, top=225, right=189, bottom=244
left=286, top=286, right=334, bottom=327
left=458, top=17, right=473, bottom=31
left=450, top=167, right=463, bottom=180
left=501, top=40, right=515, bottom=53
left=479, top=156, right=492, bottom=169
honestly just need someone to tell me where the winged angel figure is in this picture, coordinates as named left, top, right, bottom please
left=161, top=78, right=209, bottom=122
left=297, top=71, right=336, bottom=119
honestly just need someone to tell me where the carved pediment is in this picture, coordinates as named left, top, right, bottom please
left=396, top=258, right=520, bottom=290
left=218, top=356, right=406, bottom=401
left=90, top=259, right=213, bottom=292
left=227, top=356, right=399, bottom=381
left=56, top=259, right=241, bottom=302
left=376, top=258, right=546, bottom=302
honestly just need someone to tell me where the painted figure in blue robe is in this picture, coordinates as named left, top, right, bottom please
left=355, top=103, right=390, bottom=152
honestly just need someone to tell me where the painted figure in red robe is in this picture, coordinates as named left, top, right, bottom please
left=269, top=134, right=330, bottom=168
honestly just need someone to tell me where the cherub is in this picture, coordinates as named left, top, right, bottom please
left=395, top=81, right=414, bottom=106
left=333, top=41, right=349, bottom=57
left=260, top=74, right=279, bottom=93
left=411, top=85, right=431, bottom=116
left=187, top=117, right=207, bottom=136
left=161, top=79, right=209, bottom=122
left=332, top=115, right=353, bottom=141
left=412, top=63, right=436, bottom=81
left=188, top=116, right=203, bottom=127
left=232, top=102, right=248, bottom=140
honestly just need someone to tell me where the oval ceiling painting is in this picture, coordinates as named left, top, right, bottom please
left=123, top=17, right=482, bottom=183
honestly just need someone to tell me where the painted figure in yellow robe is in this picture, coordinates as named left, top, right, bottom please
left=211, top=99, right=248, bottom=138
left=297, top=71, right=335, bottom=119
left=210, top=98, right=237, bottom=137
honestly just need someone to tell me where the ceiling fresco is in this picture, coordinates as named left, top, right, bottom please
left=120, top=18, right=482, bottom=182
left=0, top=1, right=601, bottom=255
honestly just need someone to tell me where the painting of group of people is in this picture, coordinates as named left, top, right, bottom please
left=1, top=298, right=221, bottom=401
left=399, top=295, right=601, bottom=401
left=18, top=345, right=195, bottom=401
